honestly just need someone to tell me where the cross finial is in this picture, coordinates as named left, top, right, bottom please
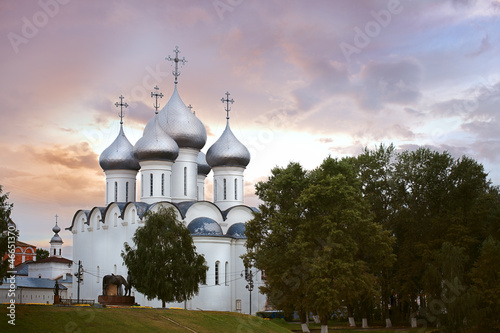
left=166, top=46, right=187, bottom=85
left=55, top=214, right=58, bottom=225
left=187, top=104, right=195, bottom=115
left=115, top=95, right=128, bottom=124
left=151, top=86, right=164, bottom=114
left=221, top=91, right=234, bottom=120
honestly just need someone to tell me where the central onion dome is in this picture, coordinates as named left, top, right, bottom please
left=99, top=124, right=140, bottom=171
left=134, top=115, right=179, bottom=162
left=197, top=151, right=211, bottom=176
left=206, top=120, right=251, bottom=168
left=157, top=86, right=207, bottom=149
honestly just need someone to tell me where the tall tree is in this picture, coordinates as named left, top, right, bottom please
left=0, top=185, right=16, bottom=283
left=244, top=162, right=311, bottom=331
left=122, top=207, right=208, bottom=307
left=245, top=158, right=394, bottom=333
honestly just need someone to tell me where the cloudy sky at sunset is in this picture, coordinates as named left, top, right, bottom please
left=1, top=0, right=499, bottom=257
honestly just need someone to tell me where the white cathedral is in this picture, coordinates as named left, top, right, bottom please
left=67, top=48, right=266, bottom=313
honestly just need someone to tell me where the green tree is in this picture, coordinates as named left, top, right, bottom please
left=471, top=236, right=500, bottom=332
left=245, top=158, right=394, bottom=333
left=0, top=185, right=16, bottom=283
left=244, top=162, right=311, bottom=330
left=36, top=248, right=49, bottom=261
left=121, top=207, right=208, bottom=307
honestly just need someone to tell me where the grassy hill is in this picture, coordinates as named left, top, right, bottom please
left=0, top=304, right=291, bottom=333
left=0, top=304, right=436, bottom=332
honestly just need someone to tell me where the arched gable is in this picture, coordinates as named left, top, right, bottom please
left=146, top=201, right=183, bottom=221
left=88, top=207, right=106, bottom=230
left=222, top=205, right=256, bottom=232
left=123, top=202, right=151, bottom=223
left=182, top=201, right=225, bottom=226
left=67, top=209, right=90, bottom=232
left=102, top=202, right=123, bottom=228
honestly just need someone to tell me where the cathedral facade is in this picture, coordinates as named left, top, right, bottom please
left=67, top=49, right=265, bottom=313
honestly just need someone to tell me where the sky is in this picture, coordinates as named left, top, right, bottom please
left=0, top=0, right=499, bottom=258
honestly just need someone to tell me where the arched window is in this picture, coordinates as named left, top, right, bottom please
left=184, top=167, right=187, bottom=196
left=53, top=249, right=56, bottom=256
left=225, top=261, right=229, bottom=286
left=114, top=182, right=118, bottom=202
left=106, top=182, right=109, bottom=201
left=234, top=178, right=238, bottom=200
left=150, top=174, right=154, bottom=196
left=161, top=174, right=165, bottom=196
left=223, top=179, right=227, bottom=200
left=141, top=175, right=144, bottom=197
left=125, top=182, right=129, bottom=202
left=114, top=212, right=118, bottom=227
left=215, top=261, right=220, bottom=285
left=97, top=266, right=100, bottom=283
left=59, top=249, right=61, bottom=256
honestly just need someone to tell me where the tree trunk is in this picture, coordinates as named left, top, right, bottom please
left=312, top=314, right=320, bottom=324
left=385, top=318, right=392, bottom=328
left=301, top=323, right=311, bottom=333
left=411, top=317, right=417, bottom=328
left=300, top=310, right=310, bottom=333
left=362, top=318, right=368, bottom=328
left=348, top=317, right=356, bottom=327
left=320, top=313, right=329, bottom=333
left=162, top=300, right=166, bottom=308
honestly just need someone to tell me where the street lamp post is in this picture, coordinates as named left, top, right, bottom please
left=241, top=268, right=254, bottom=315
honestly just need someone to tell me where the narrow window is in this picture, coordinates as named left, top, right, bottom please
left=161, top=174, right=165, bottom=196
left=53, top=249, right=56, bottom=256
left=141, top=175, right=144, bottom=197
left=114, top=182, right=118, bottom=202
left=223, top=179, right=227, bottom=200
left=150, top=174, right=154, bottom=196
left=184, top=167, right=187, bottom=196
left=214, top=179, right=217, bottom=200
left=225, top=261, right=229, bottom=286
left=97, top=266, right=100, bottom=283
left=59, top=249, right=61, bottom=256
left=215, top=261, right=220, bottom=285
left=125, top=182, right=129, bottom=202
left=106, top=182, right=109, bottom=201
left=234, top=178, right=238, bottom=200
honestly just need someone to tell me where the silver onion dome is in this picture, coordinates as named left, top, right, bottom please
left=206, top=120, right=251, bottom=168
left=99, top=124, right=140, bottom=171
left=157, top=86, right=207, bottom=149
left=50, top=222, right=63, bottom=244
left=197, top=151, right=211, bottom=176
left=134, top=115, right=179, bottom=162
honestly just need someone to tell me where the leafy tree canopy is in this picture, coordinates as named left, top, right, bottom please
left=122, top=206, right=208, bottom=307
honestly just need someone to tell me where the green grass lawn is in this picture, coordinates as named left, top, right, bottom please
left=0, top=304, right=436, bottom=333
left=0, top=304, right=291, bottom=333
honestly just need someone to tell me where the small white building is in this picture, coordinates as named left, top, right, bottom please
left=0, top=221, right=73, bottom=303
left=67, top=48, right=266, bottom=313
